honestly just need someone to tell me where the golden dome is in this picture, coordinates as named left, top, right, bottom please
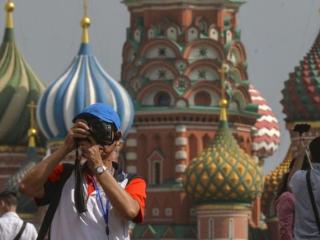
left=183, top=121, right=264, bottom=203
left=80, top=16, right=90, bottom=44
left=81, top=16, right=91, bottom=28
left=5, top=2, right=15, bottom=12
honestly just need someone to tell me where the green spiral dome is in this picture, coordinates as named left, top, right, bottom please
left=0, top=3, right=45, bottom=146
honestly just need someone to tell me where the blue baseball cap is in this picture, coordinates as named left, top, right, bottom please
left=73, top=103, right=121, bottom=130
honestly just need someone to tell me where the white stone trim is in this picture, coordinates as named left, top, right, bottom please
left=126, top=139, right=137, bottom=147
left=127, top=127, right=137, bottom=134
left=175, top=125, right=186, bottom=132
left=126, top=152, right=137, bottom=160
left=152, top=208, right=159, bottom=216
left=228, top=218, right=234, bottom=239
left=235, top=126, right=251, bottom=133
left=126, top=166, right=137, bottom=174
left=129, top=1, right=238, bottom=10
left=137, top=126, right=175, bottom=130
left=175, top=150, right=187, bottom=159
left=165, top=208, right=173, bottom=216
left=175, top=164, right=187, bottom=173
left=175, top=137, right=187, bottom=146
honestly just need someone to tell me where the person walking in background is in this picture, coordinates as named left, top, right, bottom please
left=0, top=190, right=37, bottom=240
left=289, top=136, right=320, bottom=239
left=275, top=159, right=296, bottom=240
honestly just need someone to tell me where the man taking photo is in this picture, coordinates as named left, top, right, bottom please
left=20, top=103, right=146, bottom=240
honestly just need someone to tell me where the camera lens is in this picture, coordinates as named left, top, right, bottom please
left=89, top=119, right=115, bottom=145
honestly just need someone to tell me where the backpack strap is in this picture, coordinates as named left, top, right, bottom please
left=306, top=170, right=320, bottom=233
left=36, top=164, right=74, bottom=240
left=13, top=221, right=27, bottom=240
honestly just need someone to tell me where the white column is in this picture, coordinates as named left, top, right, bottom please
left=174, top=125, right=187, bottom=182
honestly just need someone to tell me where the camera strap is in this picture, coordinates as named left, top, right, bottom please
left=74, top=147, right=87, bottom=214
left=92, top=178, right=110, bottom=239
left=306, top=170, right=320, bottom=233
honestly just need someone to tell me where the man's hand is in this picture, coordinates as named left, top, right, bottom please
left=80, top=138, right=104, bottom=173
left=63, top=120, right=90, bottom=154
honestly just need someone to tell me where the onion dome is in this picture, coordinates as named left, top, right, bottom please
left=261, top=145, right=293, bottom=217
left=0, top=1, right=45, bottom=146
left=183, top=67, right=263, bottom=203
left=249, top=85, right=280, bottom=158
left=37, top=12, right=134, bottom=140
left=281, top=31, right=320, bottom=122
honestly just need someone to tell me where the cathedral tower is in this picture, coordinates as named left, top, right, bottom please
left=121, top=0, right=274, bottom=238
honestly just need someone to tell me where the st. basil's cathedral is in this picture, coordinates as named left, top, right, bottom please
left=0, top=0, right=319, bottom=239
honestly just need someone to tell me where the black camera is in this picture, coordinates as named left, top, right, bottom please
left=75, top=114, right=121, bottom=145
left=87, top=118, right=117, bottom=145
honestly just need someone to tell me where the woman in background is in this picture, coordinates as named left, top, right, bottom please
left=275, top=158, right=296, bottom=240
left=275, top=156, right=310, bottom=240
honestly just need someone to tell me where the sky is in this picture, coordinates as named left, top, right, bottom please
left=2, top=0, right=320, bottom=174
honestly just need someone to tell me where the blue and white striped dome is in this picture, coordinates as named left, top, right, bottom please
left=37, top=17, right=134, bottom=140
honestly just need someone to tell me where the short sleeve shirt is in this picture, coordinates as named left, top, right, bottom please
left=36, top=164, right=146, bottom=240
left=289, top=163, right=320, bottom=239
left=0, top=212, right=38, bottom=240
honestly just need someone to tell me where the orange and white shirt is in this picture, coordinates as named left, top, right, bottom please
left=36, top=164, right=146, bottom=240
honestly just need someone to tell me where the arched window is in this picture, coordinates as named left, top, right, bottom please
left=203, top=134, right=211, bottom=149
left=194, top=91, right=211, bottom=106
left=147, top=150, right=164, bottom=185
left=188, top=135, right=198, bottom=161
left=202, top=134, right=210, bottom=149
left=154, top=91, right=171, bottom=106
left=152, top=161, right=161, bottom=185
